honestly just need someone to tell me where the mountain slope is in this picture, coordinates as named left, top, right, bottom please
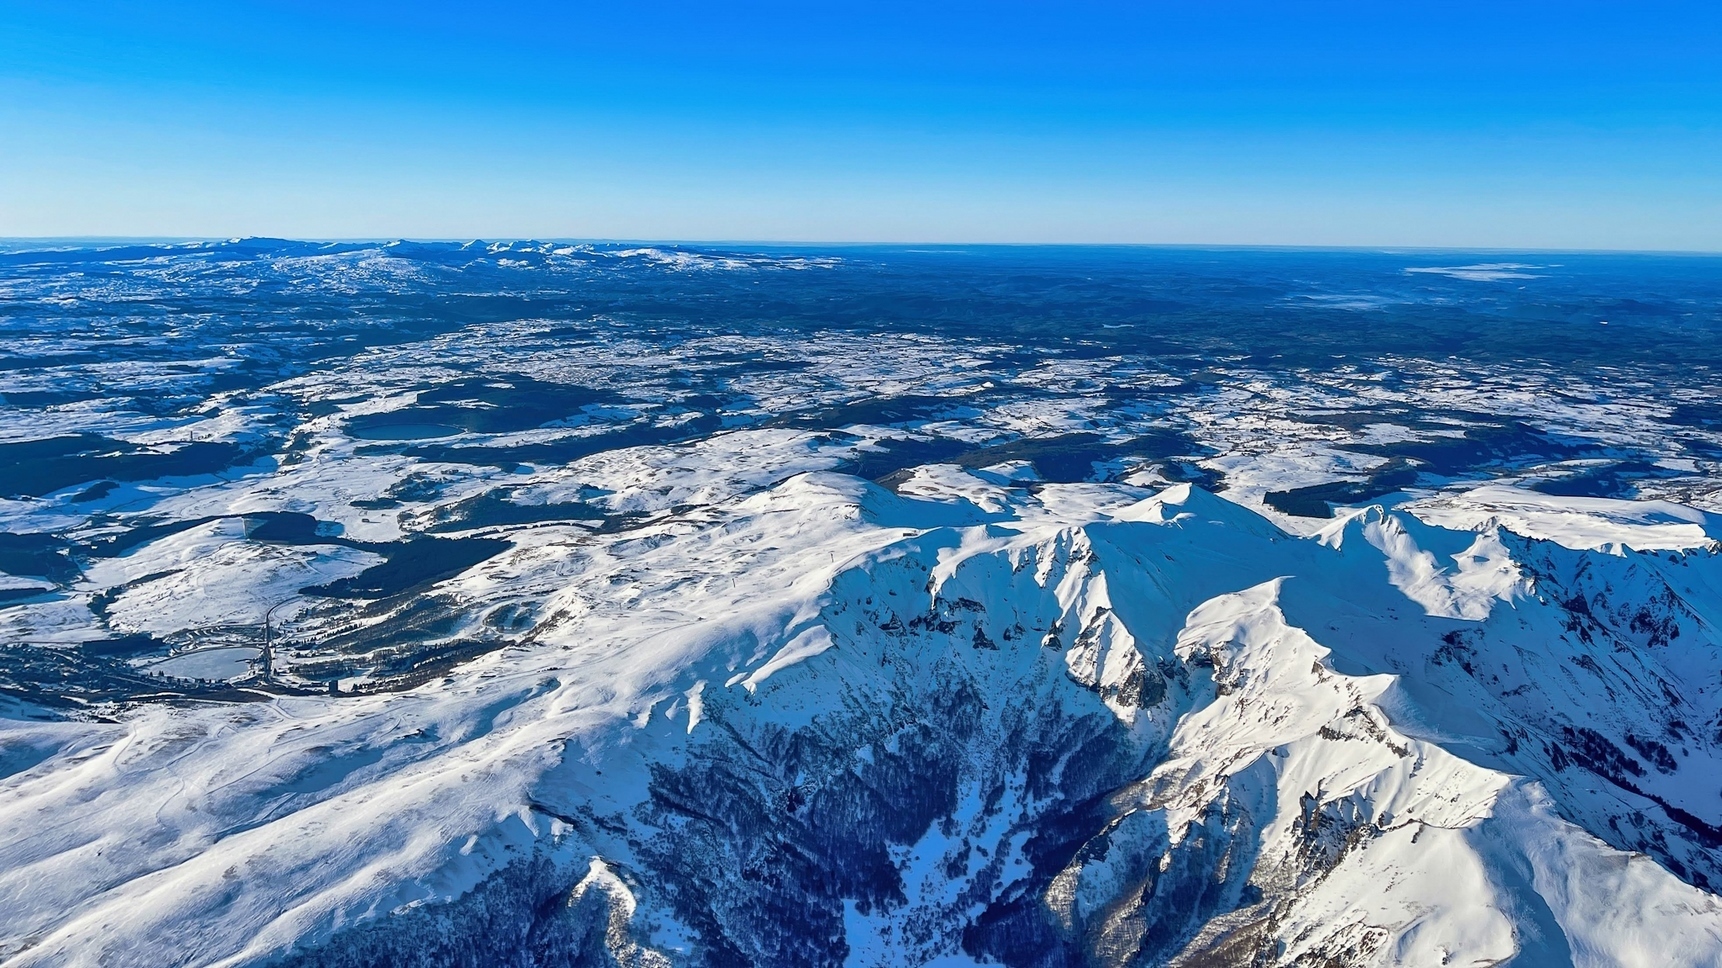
left=3, top=471, right=1722, bottom=967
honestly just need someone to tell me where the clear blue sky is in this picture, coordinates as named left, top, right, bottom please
left=2, top=1, right=1719, bottom=247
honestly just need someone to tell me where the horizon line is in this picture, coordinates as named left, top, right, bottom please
left=2, top=236, right=1721, bottom=257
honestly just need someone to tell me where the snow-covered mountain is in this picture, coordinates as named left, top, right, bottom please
left=3, top=242, right=1722, bottom=966
left=5, top=460, right=1722, bottom=965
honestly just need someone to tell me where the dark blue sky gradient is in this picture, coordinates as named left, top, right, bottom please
left=2, top=2, right=1719, bottom=245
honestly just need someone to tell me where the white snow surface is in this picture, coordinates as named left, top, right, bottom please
left=1405, top=483, right=1722, bottom=553
left=2, top=445, right=1722, bottom=965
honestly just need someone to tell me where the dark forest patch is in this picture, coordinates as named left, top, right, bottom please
left=0, top=434, right=262, bottom=498
left=0, top=532, right=82, bottom=583
left=345, top=377, right=617, bottom=437
left=305, top=537, right=511, bottom=598
left=425, top=492, right=605, bottom=532
left=1530, top=460, right=1686, bottom=499
left=852, top=430, right=1210, bottom=489
left=1355, top=421, right=1603, bottom=477
left=1264, top=463, right=1420, bottom=518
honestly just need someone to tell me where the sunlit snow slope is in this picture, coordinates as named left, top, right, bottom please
left=4, top=458, right=1722, bottom=966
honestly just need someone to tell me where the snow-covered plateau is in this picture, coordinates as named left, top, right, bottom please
left=3, top=241, right=1722, bottom=966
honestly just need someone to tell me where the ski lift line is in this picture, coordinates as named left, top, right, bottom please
left=259, top=596, right=299, bottom=680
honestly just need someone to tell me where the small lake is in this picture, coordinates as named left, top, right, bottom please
left=144, top=646, right=260, bottom=681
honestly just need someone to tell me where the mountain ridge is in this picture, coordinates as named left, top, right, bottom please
left=6, top=471, right=1722, bottom=966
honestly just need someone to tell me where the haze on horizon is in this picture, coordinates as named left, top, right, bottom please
left=1, top=0, right=1719, bottom=250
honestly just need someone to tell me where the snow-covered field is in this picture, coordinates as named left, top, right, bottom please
left=2, top=241, right=1721, bottom=966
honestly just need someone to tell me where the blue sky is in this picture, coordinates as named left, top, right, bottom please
left=1, top=1, right=1719, bottom=247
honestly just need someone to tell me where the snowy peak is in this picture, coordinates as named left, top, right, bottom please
left=1317, top=505, right=1528, bottom=621
left=5, top=467, right=1722, bottom=966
